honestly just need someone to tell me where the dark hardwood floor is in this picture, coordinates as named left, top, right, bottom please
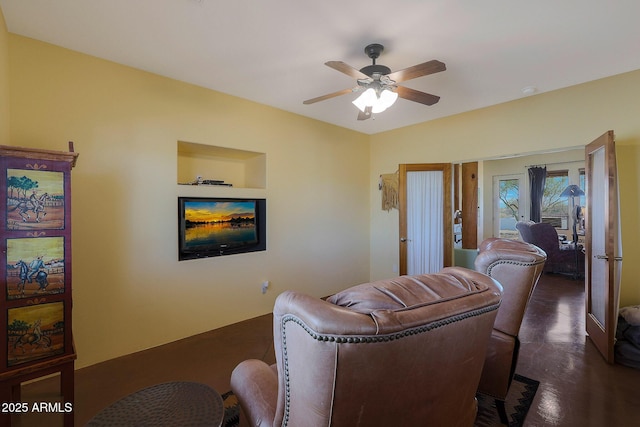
left=11, top=273, right=640, bottom=426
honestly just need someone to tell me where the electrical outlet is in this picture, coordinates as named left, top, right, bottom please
left=261, top=281, right=270, bottom=294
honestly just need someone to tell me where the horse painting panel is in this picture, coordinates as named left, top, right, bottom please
left=5, top=237, right=65, bottom=300
left=6, top=169, right=65, bottom=230
left=7, top=303, right=65, bottom=367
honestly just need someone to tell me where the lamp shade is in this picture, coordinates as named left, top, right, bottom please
left=352, top=88, right=398, bottom=113
left=352, top=88, right=377, bottom=112
left=373, top=89, right=398, bottom=113
left=560, top=184, right=585, bottom=198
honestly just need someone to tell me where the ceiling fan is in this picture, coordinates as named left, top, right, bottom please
left=303, top=43, right=446, bottom=121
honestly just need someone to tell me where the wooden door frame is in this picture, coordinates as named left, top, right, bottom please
left=461, top=162, right=478, bottom=249
left=399, top=163, right=453, bottom=275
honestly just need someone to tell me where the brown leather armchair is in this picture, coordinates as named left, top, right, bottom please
left=231, top=267, right=502, bottom=427
left=474, top=238, right=546, bottom=423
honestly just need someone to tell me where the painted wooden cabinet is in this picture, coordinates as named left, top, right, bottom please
left=0, top=144, right=78, bottom=426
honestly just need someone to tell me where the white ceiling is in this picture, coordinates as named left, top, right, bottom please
left=2, top=0, right=640, bottom=135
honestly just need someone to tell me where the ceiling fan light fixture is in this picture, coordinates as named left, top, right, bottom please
left=305, top=43, right=444, bottom=121
left=352, top=87, right=398, bottom=113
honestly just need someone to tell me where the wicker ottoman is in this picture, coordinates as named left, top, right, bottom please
left=86, top=381, right=224, bottom=426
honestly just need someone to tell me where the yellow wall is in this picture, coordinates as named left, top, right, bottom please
left=0, top=8, right=9, bottom=145
left=8, top=35, right=371, bottom=368
left=4, top=23, right=640, bottom=369
left=369, top=71, right=640, bottom=307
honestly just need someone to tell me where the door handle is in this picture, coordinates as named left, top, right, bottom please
left=595, top=254, right=623, bottom=261
left=400, top=237, right=408, bottom=242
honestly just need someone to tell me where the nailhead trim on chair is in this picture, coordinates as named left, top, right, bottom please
left=485, top=259, right=545, bottom=277
left=278, top=302, right=500, bottom=426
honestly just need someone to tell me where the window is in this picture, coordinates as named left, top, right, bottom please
left=541, top=170, right=569, bottom=228
left=496, top=176, right=522, bottom=239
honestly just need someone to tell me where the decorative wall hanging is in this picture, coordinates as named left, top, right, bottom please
left=379, top=172, right=399, bottom=211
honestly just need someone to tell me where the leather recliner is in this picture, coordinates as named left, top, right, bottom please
left=516, top=221, right=580, bottom=275
left=474, top=238, right=546, bottom=423
left=231, top=267, right=502, bottom=427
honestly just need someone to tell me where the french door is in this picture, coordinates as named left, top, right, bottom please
left=494, top=174, right=526, bottom=239
left=585, top=130, right=622, bottom=363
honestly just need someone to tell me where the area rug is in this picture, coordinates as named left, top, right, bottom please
left=475, top=374, right=540, bottom=427
left=221, top=374, right=539, bottom=427
left=221, top=390, right=240, bottom=427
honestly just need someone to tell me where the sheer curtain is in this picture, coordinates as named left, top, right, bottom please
left=406, top=171, right=443, bottom=275
left=528, top=166, right=547, bottom=222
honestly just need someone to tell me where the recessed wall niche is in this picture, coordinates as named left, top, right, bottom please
left=177, top=141, right=266, bottom=189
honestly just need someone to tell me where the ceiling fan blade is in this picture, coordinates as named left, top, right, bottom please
left=396, top=86, right=440, bottom=106
left=357, top=106, right=372, bottom=121
left=303, top=88, right=354, bottom=105
left=325, top=61, right=370, bottom=80
left=387, top=60, right=446, bottom=83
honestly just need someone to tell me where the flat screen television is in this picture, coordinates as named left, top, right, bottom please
left=178, top=197, right=266, bottom=260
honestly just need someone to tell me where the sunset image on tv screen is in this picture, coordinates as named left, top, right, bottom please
left=183, top=200, right=257, bottom=248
